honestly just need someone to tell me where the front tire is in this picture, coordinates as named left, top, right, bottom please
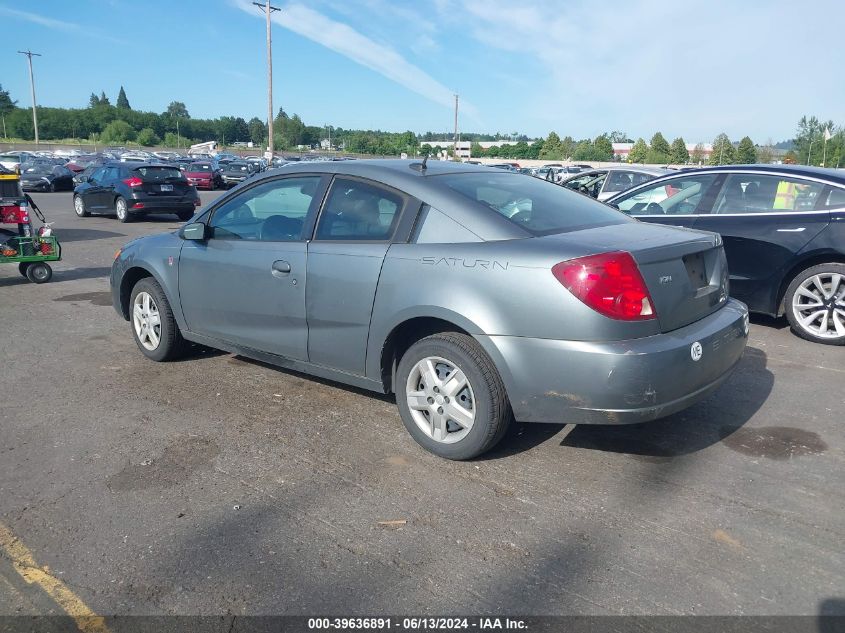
left=785, top=263, right=845, bottom=345
left=129, top=278, right=187, bottom=361
left=25, top=262, right=52, bottom=284
left=396, top=333, right=512, bottom=460
left=73, top=194, right=89, bottom=217
left=115, top=196, right=131, bottom=223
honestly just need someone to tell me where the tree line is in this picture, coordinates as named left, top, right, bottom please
left=0, top=85, right=840, bottom=166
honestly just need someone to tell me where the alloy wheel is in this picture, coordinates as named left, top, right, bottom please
left=792, top=272, right=845, bottom=339
left=405, top=356, right=475, bottom=444
left=133, top=291, right=162, bottom=350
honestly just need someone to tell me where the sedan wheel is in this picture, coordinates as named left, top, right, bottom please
left=115, top=197, right=131, bottom=222
left=786, top=263, right=845, bottom=345
left=73, top=195, right=89, bottom=217
left=129, top=278, right=187, bottom=361
left=396, top=333, right=512, bottom=460
left=406, top=356, right=476, bottom=444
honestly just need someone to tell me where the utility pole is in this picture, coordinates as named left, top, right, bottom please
left=254, top=1, right=281, bottom=158
left=453, top=94, right=459, bottom=161
left=18, top=50, right=41, bottom=144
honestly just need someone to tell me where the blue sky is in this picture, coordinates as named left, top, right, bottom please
left=1, top=0, right=843, bottom=143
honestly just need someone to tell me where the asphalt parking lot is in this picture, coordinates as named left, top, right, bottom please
left=0, top=191, right=842, bottom=619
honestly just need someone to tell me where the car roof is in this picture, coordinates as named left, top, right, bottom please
left=626, top=164, right=845, bottom=187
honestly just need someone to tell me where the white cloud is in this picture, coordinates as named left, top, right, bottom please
left=231, top=0, right=475, bottom=118
left=0, top=6, right=80, bottom=31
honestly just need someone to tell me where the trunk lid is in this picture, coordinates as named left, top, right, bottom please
left=540, top=222, right=730, bottom=332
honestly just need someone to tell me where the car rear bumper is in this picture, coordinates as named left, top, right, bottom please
left=128, top=193, right=197, bottom=214
left=477, top=299, right=749, bottom=425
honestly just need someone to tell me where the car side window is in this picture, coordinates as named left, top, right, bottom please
left=603, top=171, right=634, bottom=193
left=207, top=176, right=321, bottom=241
left=615, top=174, right=718, bottom=216
left=89, top=167, right=106, bottom=183
left=819, top=186, right=845, bottom=209
left=713, top=174, right=825, bottom=214
left=314, top=178, right=403, bottom=241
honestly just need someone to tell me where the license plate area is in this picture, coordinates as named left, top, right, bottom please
left=683, top=252, right=708, bottom=289
left=160, top=184, right=173, bottom=192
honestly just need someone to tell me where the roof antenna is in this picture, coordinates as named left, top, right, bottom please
left=410, top=153, right=429, bottom=172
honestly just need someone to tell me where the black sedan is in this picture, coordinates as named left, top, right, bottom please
left=19, top=162, right=76, bottom=192
left=607, top=165, right=845, bottom=345
left=73, top=163, right=199, bottom=223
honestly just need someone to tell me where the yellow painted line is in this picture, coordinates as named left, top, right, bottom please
left=0, top=522, right=110, bottom=633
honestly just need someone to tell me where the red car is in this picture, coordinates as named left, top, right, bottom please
left=183, top=161, right=221, bottom=190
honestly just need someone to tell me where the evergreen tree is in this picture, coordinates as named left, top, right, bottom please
left=736, top=136, right=757, bottom=164
left=628, top=138, right=648, bottom=163
left=99, top=91, right=111, bottom=107
left=88, top=92, right=100, bottom=108
left=709, top=133, right=735, bottom=165
left=116, top=86, right=131, bottom=109
left=650, top=132, right=671, bottom=156
left=670, top=137, right=689, bottom=164
left=539, top=131, right=563, bottom=159
left=0, top=85, right=17, bottom=115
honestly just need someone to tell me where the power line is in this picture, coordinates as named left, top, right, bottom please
left=254, top=1, right=281, bottom=158
left=18, top=50, right=41, bottom=144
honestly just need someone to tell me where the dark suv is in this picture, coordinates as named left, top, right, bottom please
left=73, top=163, right=199, bottom=222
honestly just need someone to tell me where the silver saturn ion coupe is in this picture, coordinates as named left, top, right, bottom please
left=110, top=160, right=749, bottom=459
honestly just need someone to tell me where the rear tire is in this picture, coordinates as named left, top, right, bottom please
left=785, top=263, right=845, bottom=345
left=129, top=278, right=187, bottom=361
left=396, top=333, right=512, bottom=460
left=25, top=262, right=52, bottom=284
left=115, top=196, right=131, bottom=223
left=73, top=194, right=89, bottom=217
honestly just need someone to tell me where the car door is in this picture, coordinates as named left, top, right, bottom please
left=306, top=176, right=411, bottom=375
left=82, top=167, right=108, bottom=210
left=691, top=172, right=830, bottom=311
left=611, top=172, right=723, bottom=230
left=178, top=174, right=328, bottom=359
left=99, top=166, right=122, bottom=209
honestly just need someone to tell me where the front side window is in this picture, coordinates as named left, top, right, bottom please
left=603, top=171, right=635, bottom=193
left=713, top=174, right=826, bottom=214
left=819, top=185, right=845, bottom=209
left=208, top=176, right=321, bottom=241
left=438, top=171, right=630, bottom=235
left=615, top=174, right=719, bottom=216
left=314, top=178, right=403, bottom=241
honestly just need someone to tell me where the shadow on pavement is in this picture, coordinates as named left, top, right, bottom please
left=818, top=598, right=845, bottom=632
left=751, top=313, right=789, bottom=331
left=559, top=345, right=773, bottom=458
left=52, top=228, right=127, bottom=242
left=0, top=266, right=112, bottom=287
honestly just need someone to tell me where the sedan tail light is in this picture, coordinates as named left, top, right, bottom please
left=552, top=251, right=656, bottom=321
left=122, top=177, right=143, bottom=187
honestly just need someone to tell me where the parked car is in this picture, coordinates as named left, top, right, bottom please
left=110, top=160, right=748, bottom=459
left=488, top=163, right=518, bottom=171
left=19, top=161, right=76, bottom=192
left=184, top=161, right=222, bottom=190
left=562, top=166, right=664, bottom=201
left=74, top=163, right=199, bottom=222
left=219, top=161, right=253, bottom=188
left=607, top=164, right=845, bottom=345
left=0, top=152, right=35, bottom=172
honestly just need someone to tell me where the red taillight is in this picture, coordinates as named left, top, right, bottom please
left=122, top=177, right=143, bottom=187
left=552, top=251, right=656, bottom=321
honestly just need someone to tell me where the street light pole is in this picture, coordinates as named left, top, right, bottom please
left=254, top=1, right=281, bottom=158
left=18, top=50, right=42, bottom=144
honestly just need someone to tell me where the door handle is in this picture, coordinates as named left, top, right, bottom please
left=777, top=227, right=806, bottom=232
left=271, top=260, right=291, bottom=274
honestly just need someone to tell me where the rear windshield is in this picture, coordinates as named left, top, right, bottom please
left=436, top=171, right=632, bottom=235
left=133, top=166, right=184, bottom=181
left=189, top=163, right=212, bottom=172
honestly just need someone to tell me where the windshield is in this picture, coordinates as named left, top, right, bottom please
left=20, top=162, right=52, bottom=175
left=436, top=171, right=632, bottom=235
left=188, top=163, right=212, bottom=172
left=225, top=163, right=250, bottom=172
left=133, top=166, right=184, bottom=181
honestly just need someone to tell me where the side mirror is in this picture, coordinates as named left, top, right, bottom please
left=180, top=222, right=208, bottom=240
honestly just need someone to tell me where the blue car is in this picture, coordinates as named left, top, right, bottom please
left=608, top=164, right=845, bottom=345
